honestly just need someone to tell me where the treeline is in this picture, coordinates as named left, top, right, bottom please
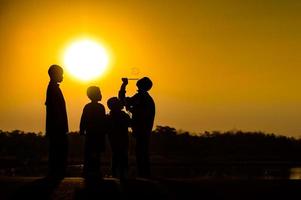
left=1, top=126, right=301, bottom=166
left=151, top=126, right=301, bottom=162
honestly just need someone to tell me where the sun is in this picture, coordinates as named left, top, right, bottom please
left=63, top=39, right=109, bottom=81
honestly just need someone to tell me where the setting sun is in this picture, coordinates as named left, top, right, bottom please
left=63, top=39, right=109, bottom=81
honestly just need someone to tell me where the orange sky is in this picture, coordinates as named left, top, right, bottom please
left=0, top=0, right=301, bottom=136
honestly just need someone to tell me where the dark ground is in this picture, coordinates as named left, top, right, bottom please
left=1, top=176, right=301, bottom=200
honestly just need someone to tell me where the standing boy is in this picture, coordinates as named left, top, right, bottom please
left=45, top=64, right=69, bottom=179
left=80, top=86, right=107, bottom=180
left=119, top=77, right=155, bottom=177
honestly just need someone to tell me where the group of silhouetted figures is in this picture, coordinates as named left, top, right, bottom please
left=45, top=64, right=155, bottom=181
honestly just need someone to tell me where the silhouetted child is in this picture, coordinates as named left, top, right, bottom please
left=107, top=97, right=131, bottom=180
left=45, top=64, right=68, bottom=179
left=80, top=86, right=107, bottom=180
left=119, top=77, right=155, bottom=177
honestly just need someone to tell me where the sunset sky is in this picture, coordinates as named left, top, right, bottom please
left=0, top=0, right=301, bottom=137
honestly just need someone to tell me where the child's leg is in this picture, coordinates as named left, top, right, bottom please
left=92, top=150, right=102, bottom=178
left=84, top=137, right=102, bottom=179
left=111, top=152, right=118, bottom=177
left=120, top=151, right=129, bottom=179
left=83, top=138, right=92, bottom=178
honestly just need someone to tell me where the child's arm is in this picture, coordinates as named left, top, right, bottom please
left=119, top=78, right=128, bottom=106
left=104, top=114, right=111, bottom=134
left=79, top=107, right=87, bottom=135
left=122, top=112, right=132, bottom=128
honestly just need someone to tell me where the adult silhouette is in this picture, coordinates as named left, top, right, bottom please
left=45, top=64, right=68, bottom=179
left=119, top=77, right=155, bottom=177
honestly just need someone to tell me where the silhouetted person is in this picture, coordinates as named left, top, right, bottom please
left=80, top=86, right=107, bottom=180
left=45, top=64, right=68, bottom=179
left=119, top=77, right=155, bottom=177
left=107, top=97, right=131, bottom=180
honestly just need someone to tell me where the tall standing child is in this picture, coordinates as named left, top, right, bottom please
left=45, top=64, right=69, bottom=179
left=119, top=77, right=155, bottom=178
left=80, top=86, right=107, bottom=180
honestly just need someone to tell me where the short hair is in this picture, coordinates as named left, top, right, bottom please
left=107, top=97, right=122, bottom=110
left=48, top=64, right=63, bottom=77
left=87, top=86, right=102, bottom=101
left=136, top=77, right=153, bottom=91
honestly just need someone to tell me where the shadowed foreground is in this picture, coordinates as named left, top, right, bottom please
left=1, top=176, right=301, bottom=200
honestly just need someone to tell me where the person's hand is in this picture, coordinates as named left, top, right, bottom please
left=121, top=78, right=128, bottom=86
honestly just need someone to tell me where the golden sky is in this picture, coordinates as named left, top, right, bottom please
left=1, top=0, right=301, bottom=136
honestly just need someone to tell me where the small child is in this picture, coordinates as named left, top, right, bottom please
left=107, top=97, right=131, bottom=180
left=80, top=86, right=107, bottom=180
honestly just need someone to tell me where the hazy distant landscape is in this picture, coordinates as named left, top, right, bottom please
left=1, top=126, right=301, bottom=179
left=2, top=126, right=301, bottom=200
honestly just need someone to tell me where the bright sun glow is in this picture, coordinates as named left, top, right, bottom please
left=63, top=39, right=109, bottom=81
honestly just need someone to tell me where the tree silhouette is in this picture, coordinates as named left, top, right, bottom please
left=1, top=127, right=301, bottom=177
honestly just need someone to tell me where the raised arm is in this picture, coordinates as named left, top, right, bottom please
left=118, top=78, right=128, bottom=106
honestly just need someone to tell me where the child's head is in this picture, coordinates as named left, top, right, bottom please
left=136, top=77, right=152, bottom=92
left=87, top=86, right=102, bottom=102
left=107, top=97, right=123, bottom=111
left=48, top=64, right=63, bottom=83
